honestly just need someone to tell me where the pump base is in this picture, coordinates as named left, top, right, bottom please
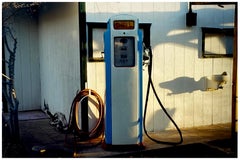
left=102, top=141, right=145, bottom=151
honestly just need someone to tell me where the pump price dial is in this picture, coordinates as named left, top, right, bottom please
left=114, top=20, right=134, bottom=30
left=114, top=37, right=135, bottom=67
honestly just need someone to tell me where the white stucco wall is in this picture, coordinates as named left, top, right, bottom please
left=3, top=2, right=82, bottom=121
left=38, top=3, right=80, bottom=118
left=3, top=9, right=41, bottom=111
left=86, top=2, right=234, bottom=131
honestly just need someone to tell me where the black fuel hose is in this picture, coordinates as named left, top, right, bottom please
left=143, top=46, right=183, bottom=145
left=68, top=89, right=104, bottom=140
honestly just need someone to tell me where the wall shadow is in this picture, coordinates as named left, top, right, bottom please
left=146, top=107, right=176, bottom=131
left=159, top=77, right=205, bottom=95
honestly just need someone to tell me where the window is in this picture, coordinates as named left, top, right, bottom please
left=87, top=22, right=151, bottom=62
left=87, top=22, right=106, bottom=62
left=202, top=27, right=234, bottom=58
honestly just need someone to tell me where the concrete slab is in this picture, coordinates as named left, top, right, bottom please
left=12, top=117, right=236, bottom=158
left=2, top=110, right=236, bottom=158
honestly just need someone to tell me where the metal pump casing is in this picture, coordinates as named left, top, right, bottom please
left=104, top=14, right=143, bottom=145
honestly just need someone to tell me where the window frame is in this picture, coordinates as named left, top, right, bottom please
left=201, top=27, right=234, bottom=58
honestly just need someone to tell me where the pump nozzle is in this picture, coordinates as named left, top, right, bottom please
left=143, top=43, right=150, bottom=66
left=143, top=49, right=150, bottom=60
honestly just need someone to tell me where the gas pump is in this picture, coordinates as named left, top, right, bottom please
left=103, top=14, right=183, bottom=150
left=103, top=14, right=143, bottom=148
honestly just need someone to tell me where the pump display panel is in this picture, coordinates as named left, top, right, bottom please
left=114, top=37, right=135, bottom=67
left=113, top=20, right=135, bottom=30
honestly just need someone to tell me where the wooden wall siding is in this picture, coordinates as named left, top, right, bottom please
left=38, top=3, right=80, bottom=118
left=86, top=2, right=234, bottom=131
left=4, top=11, right=41, bottom=111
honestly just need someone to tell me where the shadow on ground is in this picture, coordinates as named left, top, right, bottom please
left=107, top=140, right=237, bottom=158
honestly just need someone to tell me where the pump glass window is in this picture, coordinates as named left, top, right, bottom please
left=114, top=37, right=135, bottom=67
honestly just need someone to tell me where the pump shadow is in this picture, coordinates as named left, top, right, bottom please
left=159, top=77, right=205, bottom=95
left=146, top=108, right=176, bottom=131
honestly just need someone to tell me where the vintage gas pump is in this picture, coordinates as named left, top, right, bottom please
left=103, top=14, right=143, bottom=147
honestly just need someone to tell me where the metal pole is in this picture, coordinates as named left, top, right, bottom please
left=79, top=2, right=89, bottom=134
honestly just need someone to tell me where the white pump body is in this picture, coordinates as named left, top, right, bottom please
left=104, top=14, right=143, bottom=145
